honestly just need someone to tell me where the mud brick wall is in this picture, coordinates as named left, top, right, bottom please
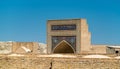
left=52, top=58, right=120, bottom=69
left=0, top=56, right=120, bottom=69
left=0, top=56, right=52, bottom=69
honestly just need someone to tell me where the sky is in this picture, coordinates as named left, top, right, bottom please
left=0, top=0, right=120, bottom=45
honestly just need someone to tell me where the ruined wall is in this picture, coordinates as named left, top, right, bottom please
left=52, top=58, right=120, bottom=69
left=38, top=43, right=47, bottom=54
left=12, top=42, right=47, bottom=54
left=90, top=45, right=116, bottom=54
left=90, top=45, right=107, bottom=54
left=0, top=41, right=47, bottom=54
left=0, top=56, right=51, bottom=69
left=12, top=42, right=34, bottom=53
left=0, top=42, right=12, bottom=54
left=0, top=55, right=120, bottom=69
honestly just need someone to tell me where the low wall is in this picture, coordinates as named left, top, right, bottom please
left=0, top=56, right=51, bottom=69
left=52, top=58, right=120, bottom=69
left=0, top=55, right=120, bottom=69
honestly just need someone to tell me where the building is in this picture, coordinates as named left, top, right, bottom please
left=47, top=19, right=91, bottom=54
left=47, top=19, right=119, bottom=54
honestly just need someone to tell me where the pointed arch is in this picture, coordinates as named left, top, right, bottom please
left=53, top=40, right=75, bottom=53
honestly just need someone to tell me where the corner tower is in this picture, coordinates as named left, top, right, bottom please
left=47, top=19, right=91, bottom=54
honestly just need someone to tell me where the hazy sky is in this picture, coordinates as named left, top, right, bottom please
left=0, top=0, right=120, bottom=44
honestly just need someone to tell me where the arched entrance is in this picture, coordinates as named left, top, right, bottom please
left=53, top=40, right=75, bottom=53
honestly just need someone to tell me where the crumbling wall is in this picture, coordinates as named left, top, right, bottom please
left=90, top=45, right=107, bottom=54
left=12, top=42, right=47, bottom=54
left=52, top=58, right=120, bottom=69
left=38, top=43, right=47, bottom=54
left=0, top=42, right=12, bottom=54
left=0, top=56, right=51, bottom=69
left=0, top=56, right=120, bottom=69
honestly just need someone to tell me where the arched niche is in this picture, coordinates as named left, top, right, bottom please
left=53, top=40, right=75, bottom=53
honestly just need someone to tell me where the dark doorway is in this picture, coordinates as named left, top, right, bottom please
left=116, top=51, right=119, bottom=54
left=115, top=51, right=119, bottom=56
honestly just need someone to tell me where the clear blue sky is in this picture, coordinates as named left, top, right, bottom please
left=0, top=0, right=120, bottom=45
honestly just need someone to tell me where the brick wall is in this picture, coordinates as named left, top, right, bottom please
left=0, top=55, right=120, bottom=69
